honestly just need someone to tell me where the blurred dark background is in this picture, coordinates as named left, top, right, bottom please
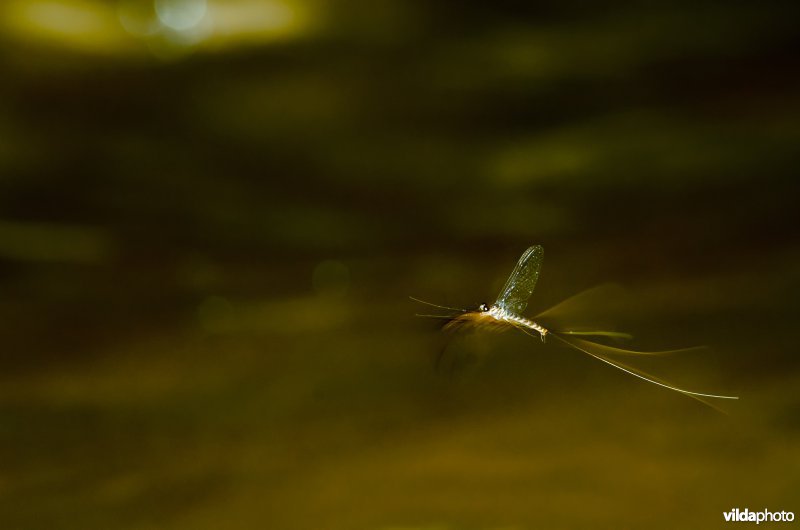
left=1, top=0, right=799, bottom=528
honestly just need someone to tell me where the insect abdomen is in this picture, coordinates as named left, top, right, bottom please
left=490, top=306, right=548, bottom=335
left=515, top=316, right=548, bottom=335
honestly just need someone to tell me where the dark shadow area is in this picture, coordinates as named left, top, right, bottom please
left=0, top=0, right=798, bottom=528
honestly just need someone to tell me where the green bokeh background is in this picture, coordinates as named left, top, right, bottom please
left=1, top=1, right=799, bottom=528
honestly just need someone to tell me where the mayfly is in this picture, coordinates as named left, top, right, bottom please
left=412, top=245, right=738, bottom=408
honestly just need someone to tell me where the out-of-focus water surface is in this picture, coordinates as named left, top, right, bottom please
left=1, top=1, right=799, bottom=528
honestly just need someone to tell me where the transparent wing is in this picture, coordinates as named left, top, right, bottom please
left=534, top=284, right=633, bottom=340
left=494, top=245, right=544, bottom=315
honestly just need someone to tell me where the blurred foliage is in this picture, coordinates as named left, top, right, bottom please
left=0, top=0, right=799, bottom=528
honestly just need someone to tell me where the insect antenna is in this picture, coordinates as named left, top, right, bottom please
left=409, top=296, right=467, bottom=313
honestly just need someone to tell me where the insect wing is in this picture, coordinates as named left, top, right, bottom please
left=494, top=245, right=544, bottom=315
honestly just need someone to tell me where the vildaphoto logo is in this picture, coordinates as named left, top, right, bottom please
left=724, top=508, right=795, bottom=524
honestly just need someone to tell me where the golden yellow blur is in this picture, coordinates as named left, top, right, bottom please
left=0, top=0, right=798, bottom=528
left=1, top=0, right=313, bottom=57
left=2, top=0, right=133, bottom=53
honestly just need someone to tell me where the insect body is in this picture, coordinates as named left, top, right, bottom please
left=441, top=303, right=549, bottom=339
left=412, top=245, right=738, bottom=409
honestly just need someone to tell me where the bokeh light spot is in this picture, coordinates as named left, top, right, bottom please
left=154, top=0, right=207, bottom=31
